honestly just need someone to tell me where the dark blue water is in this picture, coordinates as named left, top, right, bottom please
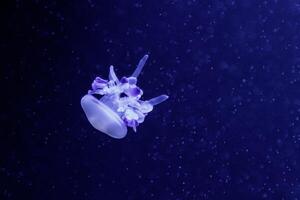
left=2, top=0, right=300, bottom=199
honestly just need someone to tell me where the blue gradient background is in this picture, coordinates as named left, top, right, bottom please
left=2, top=0, right=300, bottom=199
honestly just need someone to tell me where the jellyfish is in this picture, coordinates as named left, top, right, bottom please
left=81, top=55, right=168, bottom=139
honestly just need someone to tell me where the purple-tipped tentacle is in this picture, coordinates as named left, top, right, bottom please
left=95, top=77, right=108, bottom=83
left=148, top=95, right=169, bottom=106
left=126, top=87, right=142, bottom=97
left=120, top=77, right=128, bottom=84
left=127, top=77, right=137, bottom=85
left=92, top=77, right=108, bottom=90
left=109, top=65, right=119, bottom=83
left=131, top=54, right=149, bottom=78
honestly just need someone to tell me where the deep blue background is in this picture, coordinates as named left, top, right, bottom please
left=2, top=0, right=300, bottom=199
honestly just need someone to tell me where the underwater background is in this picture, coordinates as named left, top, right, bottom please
left=2, top=0, right=300, bottom=199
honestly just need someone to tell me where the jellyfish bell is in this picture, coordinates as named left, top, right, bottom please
left=81, top=94, right=127, bottom=139
left=81, top=54, right=168, bottom=139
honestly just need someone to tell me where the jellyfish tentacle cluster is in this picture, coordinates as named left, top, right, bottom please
left=81, top=55, right=168, bottom=138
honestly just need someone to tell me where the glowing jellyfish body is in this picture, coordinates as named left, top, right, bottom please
left=81, top=55, right=168, bottom=139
